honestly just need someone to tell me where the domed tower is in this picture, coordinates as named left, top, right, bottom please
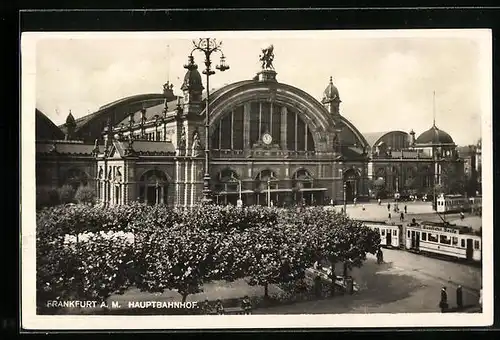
left=181, top=55, right=204, bottom=116
left=64, top=110, right=76, bottom=140
left=409, top=129, right=416, bottom=146
left=415, top=125, right=454, bottom=148
left=321, top=76, right=341, bottom=115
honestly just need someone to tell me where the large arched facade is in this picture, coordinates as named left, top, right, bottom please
left=201, top=72, right=370, bottom=206
left=46, top=56, right=373, bottom=208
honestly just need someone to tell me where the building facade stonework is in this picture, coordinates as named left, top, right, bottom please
left=35, top=49, right=468, bottom=207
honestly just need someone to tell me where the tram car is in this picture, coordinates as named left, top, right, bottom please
left=360, top=220, right=403, bottom=248
left=405, top=220, right=481, bottom=262
left=436, top=194, right=470, bottom=213
left=468, top=196, right=482, bottom=215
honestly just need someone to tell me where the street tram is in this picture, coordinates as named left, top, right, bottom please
left=468, top=196, right=482, bottom=215
left=360, top=220, right=403, bottom=248
left=405, top=221, right=481, bottom=262
left=436, top=194, right=469, bottom=213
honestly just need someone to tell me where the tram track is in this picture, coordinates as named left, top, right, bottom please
left=376, top=250, right=482, bottom=295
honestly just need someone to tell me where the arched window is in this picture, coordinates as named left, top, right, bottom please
left=343, top=168, right=360, bottom=202
left=211, top=103, right=315, bottom=152
left=292, top=169, right=314, bottom=189
left=255, top=169, right=277, bottom=191
left=212, top=169, right=241, bottom=206
left=138, top=169, right=169, bottom=206
left=214, top=169, right=240, bottom=194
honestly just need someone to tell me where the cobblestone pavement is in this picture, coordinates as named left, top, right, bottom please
left=254, top=249, right=482, bottom=314
left=332, top=201, right=435, bottom=220
left=331, top=202, right=480, bottom=227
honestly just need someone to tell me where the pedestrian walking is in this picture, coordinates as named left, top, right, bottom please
left=456, top=285, right=463, bottom=310
left=241, top=295, right=252, bottom=314
left=460, top=211, right=465, bottom=220
left=404, top=205, right=407, bottom=214
left=362, top=204, right=365, bottom=211
left=353, top=197, right=357, bottom=206
left=201, top=298, right=211, bottom=314
left=215, top=299, right=225, bottom=315
left=387, top=202, right=391, bottom=211
left=439, top=286, right=448, bottom=313
left=378, top=198, right=381, bottom=205
left=377, top=247, right=384, bottom=264
left=400, top=212, right=404, bottom=221
left=328, top=268, right=336, bottom=297
left=314, top=274, right=323, bottom=298
left=388, top=212, right=392, bottom=219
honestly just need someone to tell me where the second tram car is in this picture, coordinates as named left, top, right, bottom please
left=436, top=194, right=469, bottom=213
left=468, top=196, right=482, bottom=215
left=405, top=221, right=481, bottom=262
left=360, top=220, right=403, bottom=248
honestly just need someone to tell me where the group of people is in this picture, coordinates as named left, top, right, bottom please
left=201, top=296, right=252, bottom=315
left=385, top=202, right=408, bottom=221
left=439, top=285, right=464, bottom=313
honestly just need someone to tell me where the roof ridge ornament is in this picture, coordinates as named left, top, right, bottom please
left=256, top=45, right=277, bottom=82
left=259, top=44, right=275, bottom=70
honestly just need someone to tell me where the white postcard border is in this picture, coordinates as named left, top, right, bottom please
left=21, top=29, right=493, bottom=330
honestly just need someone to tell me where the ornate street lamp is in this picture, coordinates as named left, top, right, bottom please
left=339, top=169, right=346, bottom=215
left=229, top=175, right=243, bottom=207
left=189, top=38, right=230, bottom=204
left=267, top=173, right=276, bottom=208
left=155, top=180, right=160, bottom=205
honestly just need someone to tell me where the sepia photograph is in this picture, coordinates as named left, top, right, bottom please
left=21, top=29, right=492, bottom=330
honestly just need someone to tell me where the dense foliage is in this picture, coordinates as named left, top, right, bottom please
left=57, top=185, right=76, bottom=204
left=370, top=178, right=386, bottom=198
left=74, top=185, right=97, bottom=205
left=36, top=204, right=380, bottom=308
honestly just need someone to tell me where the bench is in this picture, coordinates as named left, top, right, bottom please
left=306, top=268, right=359, bottom=293
left=224, top=307, right=246, bottom=315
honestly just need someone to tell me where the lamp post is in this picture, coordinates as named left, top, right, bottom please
left=189, top=38, right=230, bottom=204
left=267, top=174, right=276, bottom=208
left=267, top=179, right=272, bottom=207
left=230, top=175, right=243, bottom=207
left=238, top=179, right=242, bottom=201
left=343, top=182, right=347, bottom=215
left=237, top=179, right=243, bottom=207
left=155, top=180, right=159, bottom=205
left=339, top=169, right=346, bottom=215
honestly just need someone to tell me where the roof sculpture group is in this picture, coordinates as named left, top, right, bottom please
left=259, top=44, right=275, bottom=70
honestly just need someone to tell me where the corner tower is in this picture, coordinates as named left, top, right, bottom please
left=321, top=76, right=341, bottom=115
left=64, top=110, right=76, bottom=140
left=181, top=55, right=204, bottom=116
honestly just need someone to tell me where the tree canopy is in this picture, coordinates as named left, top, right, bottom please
left=36, top=204, right=381, bottom=307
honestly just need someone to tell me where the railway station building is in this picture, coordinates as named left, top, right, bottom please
left=35, top=47, right=466, bottom=207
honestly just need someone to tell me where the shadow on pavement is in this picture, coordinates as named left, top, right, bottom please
left=349, top=258, right=428, bottom=306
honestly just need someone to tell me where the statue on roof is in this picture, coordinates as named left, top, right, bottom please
left=259, top=44, right=275, bottom=70
left=124, top=134, right=135, bottom=156
left=163, top=81, right=174, bottom=94
left=92, top=138, right=100, bottom=156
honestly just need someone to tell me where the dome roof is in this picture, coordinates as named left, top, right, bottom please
left=322, top=76, right=340, bottom=103
left=181, top=56, right=204, bottom=92
left=415, top=125, right=454, bottom=145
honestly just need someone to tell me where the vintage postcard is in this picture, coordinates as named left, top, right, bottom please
left=21, top=29, right=492, bottom=330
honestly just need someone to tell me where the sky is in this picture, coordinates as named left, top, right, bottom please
left=34, top=30, right=489, bottom=146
